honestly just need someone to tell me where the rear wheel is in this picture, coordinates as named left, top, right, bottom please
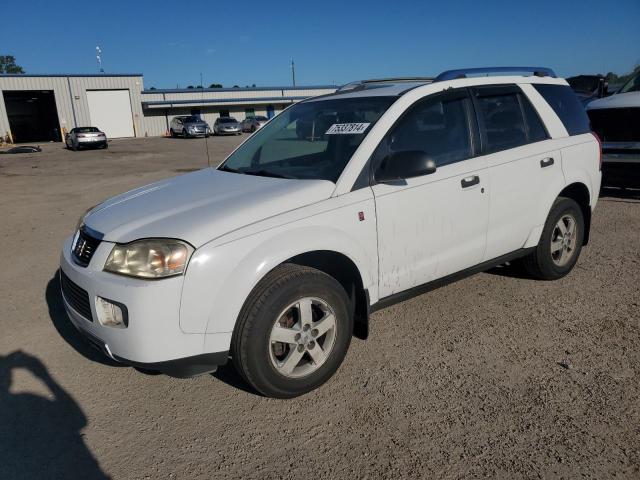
left=231, top=264, right=353, bottom=398
left=523, top=197, right=584, bottom=280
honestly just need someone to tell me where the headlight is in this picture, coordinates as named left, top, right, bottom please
left=104, top=239, right=194, bottom=279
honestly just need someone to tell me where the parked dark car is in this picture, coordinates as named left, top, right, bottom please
left=567, top=75, right=608, bottom=106
left=587, top=72, right=640, bottom=188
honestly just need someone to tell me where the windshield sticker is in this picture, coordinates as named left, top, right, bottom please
left=325, top=123, right=370, bottom=135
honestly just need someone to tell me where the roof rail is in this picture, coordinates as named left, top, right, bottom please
left=337, top=76, right=434, bottom=92
left=434, top=67, right=556, bottom=82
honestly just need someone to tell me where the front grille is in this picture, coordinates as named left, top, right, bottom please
left=72, top=228, right=101, bottom=267
left=60, top=270, right=93, bottom=321
left=588, top=107, right=640, bottom=143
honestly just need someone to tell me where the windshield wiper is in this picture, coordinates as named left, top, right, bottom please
left=243, top=169, right=295, bottom=179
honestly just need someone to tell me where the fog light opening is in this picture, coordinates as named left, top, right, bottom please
left=95, top=296, right=128, bottom=328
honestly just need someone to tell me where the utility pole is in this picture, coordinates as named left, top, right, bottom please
left=200, top=72, right=203, bottom=88
left=291, top=59, right=296, bottom=87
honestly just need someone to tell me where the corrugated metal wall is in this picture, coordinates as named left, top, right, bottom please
left=0, top=76, right=335, bottom=141
left=0, top=75, right=144, bottom=141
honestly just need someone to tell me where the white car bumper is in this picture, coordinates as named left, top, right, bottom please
left=59, top=234, right=229, bottom=377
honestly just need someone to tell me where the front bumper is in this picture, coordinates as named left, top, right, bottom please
left=185, top=129, right=208, bottom=137
left=59, top=235, right=229, bottom=377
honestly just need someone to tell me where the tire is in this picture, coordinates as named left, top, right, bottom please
left=102, top=142, right=108, bottom=150
left=231, top=264, right=353, bottom=398
left=170, top=129, right=176, bottom=138
left=522, top=197, right=584, bottom=280
left=183, top=129, right=188, bottom=139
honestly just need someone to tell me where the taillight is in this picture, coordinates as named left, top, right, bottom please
left=591, top=131, right=602, bottom=171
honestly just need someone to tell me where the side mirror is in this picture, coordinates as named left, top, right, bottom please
left=375, top=150, right=437, bottom=183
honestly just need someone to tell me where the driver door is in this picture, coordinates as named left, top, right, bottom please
left=372, top=90, right=489, bottom=298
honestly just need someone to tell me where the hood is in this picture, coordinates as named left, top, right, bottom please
left=587, top=92, right=640, bottom=110
left=185, top=121, right=208, bottom=126
left=84, top=169, right=335, bottom=247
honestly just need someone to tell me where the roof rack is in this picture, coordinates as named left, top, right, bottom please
left=434, top=67, right=556, bottom=82
left=337, top=77, right=434, bottom=92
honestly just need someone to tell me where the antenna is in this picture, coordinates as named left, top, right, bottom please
left=291, top=59, right=296, bottom=87
left=96, top=46, right=104, bottom=73
left=201, top=75, right=212, bottom=169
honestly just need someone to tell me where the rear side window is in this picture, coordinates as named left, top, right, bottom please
left=475, top=89, right=528, bottom=153
left=533, top=84, right=590, bottom=136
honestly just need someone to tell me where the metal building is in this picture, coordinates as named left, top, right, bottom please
left=141, top=85, right=337, bottom=137
left=0, top=73, right=336, bottom=143
left=0, top=74, right=144, bottom=143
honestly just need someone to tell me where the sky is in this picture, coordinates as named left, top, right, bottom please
left=1, top=0, right=639, bottom=89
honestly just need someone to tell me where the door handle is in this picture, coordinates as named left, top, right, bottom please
left=540, top=157, right=554, bottom=168
left=461, top=175, right=480, bottom=188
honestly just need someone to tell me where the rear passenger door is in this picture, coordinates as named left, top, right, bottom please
left=372, top=89, right=489, bottom=297
left=471, top=85, right=561, bottom=261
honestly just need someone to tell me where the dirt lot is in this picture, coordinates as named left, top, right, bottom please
left=0, top=136, right=638, bottom=479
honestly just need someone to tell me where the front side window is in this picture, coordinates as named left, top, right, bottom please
left=383, top=92, right=473, bottom=167
left=220, top=96, right=395, bottom=181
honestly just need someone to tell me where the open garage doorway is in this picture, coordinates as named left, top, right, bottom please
left=3, top=90, right=61, bottom=143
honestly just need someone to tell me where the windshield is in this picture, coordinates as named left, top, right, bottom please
left=219, top=117, right=237, bottom=123
left=219, top=96, right=395, bottom=182
left=618, top=73, right=640, bottom=94
left=75, top=127, right=99, bottom=133
left=183, top=116, right=202, bottom=123
left=255, top=116, right=269, bottom=121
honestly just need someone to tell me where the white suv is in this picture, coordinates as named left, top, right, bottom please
left=60, top=67, right=601, bottom=398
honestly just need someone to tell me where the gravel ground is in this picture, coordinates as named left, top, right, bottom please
left=0, top=137, right=638, bottom=479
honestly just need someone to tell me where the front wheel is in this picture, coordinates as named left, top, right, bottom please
left=522, top=197, right=584, bottom=280
left=231, top=264, right=353, bottom=398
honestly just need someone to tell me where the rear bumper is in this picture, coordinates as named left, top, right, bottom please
left=77, top=139, right=107, bottom=147
left=602, top=153, right=640, bottom=188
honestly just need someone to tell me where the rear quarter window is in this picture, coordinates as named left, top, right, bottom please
left=533, top=84, right=590, bottom=136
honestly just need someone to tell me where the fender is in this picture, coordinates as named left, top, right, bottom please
left=179, top=190, right=378, bottom=337
left=559, top=136, right=600, bottom=209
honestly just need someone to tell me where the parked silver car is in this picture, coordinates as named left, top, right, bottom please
left=170, top=116, right=210, bottom=138
left=65, top=127, right=108, bottom=150
left=213, top=117, right=241, bottom=135
left=240, top=115, right=269, bottom=132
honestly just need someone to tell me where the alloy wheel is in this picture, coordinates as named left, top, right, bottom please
left=550, top=214, right=577, bottom=266
left=268, top=297, right=337, bottom=378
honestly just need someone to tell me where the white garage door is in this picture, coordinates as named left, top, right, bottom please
left=86, top=90, right=134, bottom=138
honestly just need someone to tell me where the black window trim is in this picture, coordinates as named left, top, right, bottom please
left=515, top=89, right=550, bottom=143
left=363, top=87, right=481, bottom=188
left=470, top=84, right=550, bottom=156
